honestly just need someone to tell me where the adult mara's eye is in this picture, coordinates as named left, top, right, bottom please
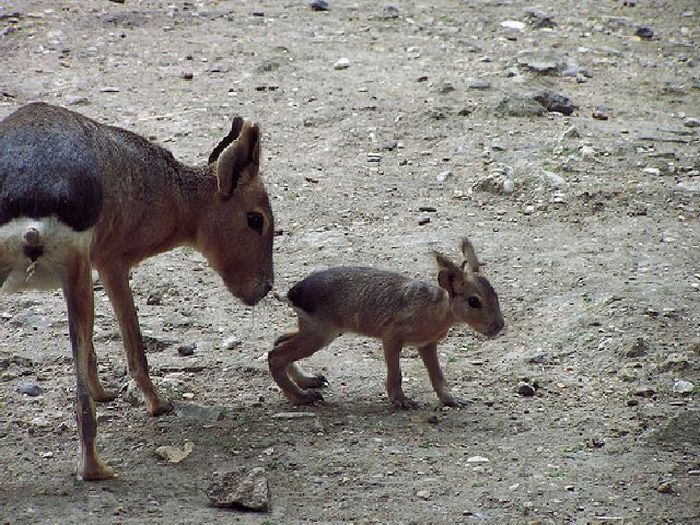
left=247, top=212, right=264, bottom=235
left=467, top=296, right=482, bottom=309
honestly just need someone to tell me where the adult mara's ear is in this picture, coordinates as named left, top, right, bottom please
left=460, top=236, right=483, bottom=274
left=208, top=116, right=244, bottom=165
left=434, top=251, right=465, bottom=296
left=215, top=122, right=260, bottom=196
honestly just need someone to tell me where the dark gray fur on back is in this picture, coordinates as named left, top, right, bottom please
left=0, top=103, right=103, bottom=231
left=0, top=102, right=196, bottom=232
left=287, top=267, right=444, bottom=325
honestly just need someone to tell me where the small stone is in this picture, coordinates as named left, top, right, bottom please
left=466, top=455, right=490, bottom=464
left=466, top=79, right=492, bottom=90
left=436, top=171, right=453, bottom=183
left=438, top=81, right=456, bottom=94
left=502, top=179, right=515, bottom=194
left=334, top=58, right=350, bottom=70
left=175, top=403, right=225, bottom=422
left=688, top=470, right=700, bottom=476
left=18, top=381, right=42, bottom=397
left=416, top=489, right=431, bottom=500
left=223, top=337, right=242, bottom=350
left=683, top=117, right=700, bottom=128
left=382, top=5, right=399, bottom=19
left=181, top=70, right=193, bottom=80
left=657, top=481, right=673, bottom=494
left=66, top=96, right=90, bottom=107
left=634, top=387, right=656, bottom=398
left=635, top=25, right=654, bottom=40
left=524, top=8, right=556, bottom=29
left=672, top=379, right=695, bottom=395
left=146, top=292, right=163, bottom=305
left=100, top=87, right=120, bottom=93
left=418, top=206, right=437, bottom=213
left=592, top=108, right=609, bottom=120
left=627, top=398, right=639, bottom=407
left=417, top=217, right=431, bottom=226
left=500, top=20, right=525, bottom=31
left=272, top=411, right=319, bottom=419
left=309, top=0, right=329, bottom=11
left=142, top=334, right=178, bottom=353
left=562, top=126, right=580, bottom=139
left=642, top=167, right=661, bottom=176
left=517, top=50, right=566, bottom=74
left=532, top=91, right=576, bottom=115
left=517, top=382, right=536, bottom=397
left=562, top=66, right=591, bottom=78
left=207, top=467, right=270, bottom=512
left=177, top=343, right=196, bottom=357
left=155, top=441, right=194, bottom=464
left=496, top=94, right=546, bottom=117
left=625, top=337, right=648, bottom=357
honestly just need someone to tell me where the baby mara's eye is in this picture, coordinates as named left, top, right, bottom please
left=467, top=296, right=482, bottom=309
left=247, top=212, right=264, bottom=235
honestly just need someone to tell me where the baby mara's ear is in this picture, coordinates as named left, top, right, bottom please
left=434, top=252, right=466, bottom=296
left=460, top=236, right=484, bottom=274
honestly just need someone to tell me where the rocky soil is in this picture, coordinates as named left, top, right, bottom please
left=1, top=1, right=699, bottom=524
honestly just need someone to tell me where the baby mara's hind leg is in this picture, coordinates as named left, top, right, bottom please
left=273, top=332, right=326, bottom=388
left=269, top=320, right=337, bottom=405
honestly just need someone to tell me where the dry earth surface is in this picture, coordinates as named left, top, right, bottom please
left=1, top=1, right=699, bottom=524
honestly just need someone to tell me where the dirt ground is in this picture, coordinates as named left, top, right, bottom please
left=1, top=1, right=699, bottom=523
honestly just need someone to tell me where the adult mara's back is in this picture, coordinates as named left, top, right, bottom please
left=0, top=102, right=274, bottom=480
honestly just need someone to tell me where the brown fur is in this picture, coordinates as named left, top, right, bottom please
left=0, top=103, right=274, bottom=480
left=268, top=237, right=504, bottom=409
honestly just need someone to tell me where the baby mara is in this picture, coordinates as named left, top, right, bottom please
left=269, top=237, right=504, bottom=409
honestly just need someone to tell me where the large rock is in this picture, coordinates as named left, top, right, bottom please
left=207, top=467, right=270, bottom=512
left=648, top=410, right=700, bottom=448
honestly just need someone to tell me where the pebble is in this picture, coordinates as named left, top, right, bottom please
left=309, top=0, right=329, bottom=11
left=592, top=108, right=609, bottom=120
left=181, top=70, right=193, bottom=80
left=496, top=94, right=546, bottom=117
left=636, top=26, right=654, bottom=40
left=177, top=343, right=196, bottom=356
left=382, top=5, right=399, bottom=19
left=625, top=337, right=648, bottom=357
left=672, top=379, right=694, bottom=395
left=562, top=126, right=580, bottom=139
left=634, top=387, right=656, bottom=398
left=524, top=8, right=556, bottom=29
left=517, top=50, right=566, bottom=73
left=436, top=171, right=453, bottom=183
left=502, top=179, right=515, bottom=194
left=466, top=455, right=490, bottom=464
left=223, top=337, right=242, bottom=350
left=466, top=79, right=492, bottom=90
left=207, top=467, right=270, bottom=512
left=532, top=91, right=576, bottom=115
left=417, top=217, right=431, bottom=226
left=561, top=66, right=591, bottom=78
left=642, top=167, right=661, bottom=176
left=416, top=489, right=431, bottom=500
left=683, top=117, right=700, bottom=128
left=334, top=58, right=350, bottom=70
left=500, top=20, right=525, bottom=31
left=656, top=481, right=673, bottom=494
left=18, top=381, right=42, bottom=397
left=517, top=382, right=537, bottom=397
left=155, top=441, right=194, bottom=463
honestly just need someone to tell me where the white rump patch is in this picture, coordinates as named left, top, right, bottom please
left=0, top=216, right=93, bottom=293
